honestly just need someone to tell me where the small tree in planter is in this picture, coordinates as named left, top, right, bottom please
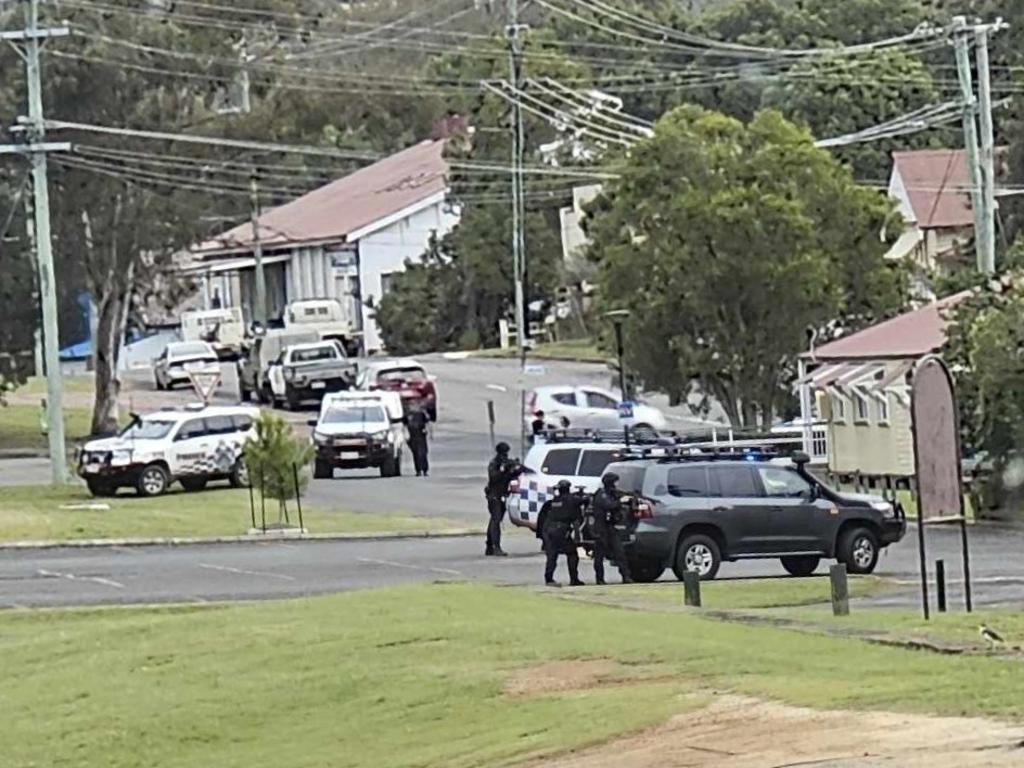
left=243, top=411, right=314, bottom=529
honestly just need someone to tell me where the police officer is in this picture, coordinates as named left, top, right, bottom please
left=405, top=405, right=430, bottom=477
left=484, top=442, right=520, bottom=556
left=539, top=480, right=585, bottom=587
left=590, top=472, right=633, bottom=585
left=531, top=411, right=546, bottom=443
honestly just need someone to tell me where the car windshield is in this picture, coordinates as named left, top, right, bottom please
left=120, top=419, right=176, bottom=440
left=170, top=343, right=213, bottom=358
left=379, top=368, right=425, bottom=382
left=291, top=347, right=335, bottom=363
left=321, top=406, right=386, bottom=425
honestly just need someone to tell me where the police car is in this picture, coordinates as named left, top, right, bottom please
left=77, top=404, right=259, bottom=497
left=506, top=432, right=629, bottom=531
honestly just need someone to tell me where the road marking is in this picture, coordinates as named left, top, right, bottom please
left=357, top=557, right=462, bottom=577
left=36, top=568, right=125, bottom=589
left=198, top=563, right=296, bottom=582
left=486, top=384, right=507, bottom=393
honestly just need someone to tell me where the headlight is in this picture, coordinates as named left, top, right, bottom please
left=312, top=430, right=329, bottom=444
left=110, top=449, right=133, bottom=467
left=372, top=430, right=391, bottom=442
left=284, top=367, right=296, bottom=381
left=871, top=501, right=895, bottom=518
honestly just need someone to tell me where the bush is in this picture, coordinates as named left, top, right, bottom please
left=243, top=412, right=314, bottom=518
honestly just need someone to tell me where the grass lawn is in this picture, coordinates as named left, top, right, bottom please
left=13, top=375, right=96, bottom=397
left=584, top=575, right=893, bottom=610
left=4, top=583, right=1024, bottom=768
left=0, top=484, right=468, bottom=542
left=0, top=403, right=94, bottom=451
left=476, top=339, right=605, bottom=363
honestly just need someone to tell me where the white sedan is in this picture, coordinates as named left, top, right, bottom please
left=526, top=385, right=668, bottom=434
left=153, top=341, right=220, bottom=391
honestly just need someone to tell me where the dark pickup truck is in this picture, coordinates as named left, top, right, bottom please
left=592, top=453, right=906, bottom=583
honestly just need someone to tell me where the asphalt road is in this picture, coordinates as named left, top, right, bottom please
left=4, top=355, right=1024, bottom=610
left=2, top=522, right=1023, bottom=609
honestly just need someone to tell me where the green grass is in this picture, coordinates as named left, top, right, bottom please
left=4, top=583, right=1024, bottom=768
left=13, top=375, right=96, bottom=397
left=584, top=575, right=892, bottom=610
left=476, top=339, right=605, bottom=363
left=0, top=403, right=94, bottom=451
left=0, top=485, right=468, bottom=542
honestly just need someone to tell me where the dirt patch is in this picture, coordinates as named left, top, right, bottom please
left=525, top=694, right=1024, bottom=767
left=504, top=659, right=621, bottom=697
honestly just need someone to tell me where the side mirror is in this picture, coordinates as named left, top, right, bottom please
left=306, top=419, right=318, bottom=428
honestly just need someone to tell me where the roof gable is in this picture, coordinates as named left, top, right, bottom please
left=891, top=149, right=973, bottom=230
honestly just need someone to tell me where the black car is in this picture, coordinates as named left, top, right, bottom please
left=603, top=453, right=906, bottom=582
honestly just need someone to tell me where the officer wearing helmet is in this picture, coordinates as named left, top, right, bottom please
left=484, top=441, right=522, bottom=556
left=539, top=480, right=585, bottom=587
left=589, top=472, right=633, bottom=584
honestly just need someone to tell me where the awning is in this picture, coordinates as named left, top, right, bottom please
left=884, top=228, right=924, bottom=261
left=179, top=253, right=291, bottom=276
left=794, top=362, right=853, bottom=388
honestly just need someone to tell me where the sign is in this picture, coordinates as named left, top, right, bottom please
left=618, top=401, right=635, bottom=420
left=911, top=357, right=963, bottom=521
left=187, top=369, right=222, bottom=404
left=524, top=364, right=547, bottom=377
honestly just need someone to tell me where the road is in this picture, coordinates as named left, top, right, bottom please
left=2, top=522, right=1023, bottom=608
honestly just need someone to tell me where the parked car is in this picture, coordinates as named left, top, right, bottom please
left=237, top=328, right=320, bottom=403
left=153, top=341, right=220, bottom=391
left=601, top=452, right=907, bottom=583
left=310, top=391, right=405, bottom=479
left=507, top=434, right=628, bottom=531
left=180, top=307, right=245, bottom=360
left=77, top=404, right=258, bottom=497
left=356, top=358, right=437, bottom=421
left=526, top=385, right=668, bottom=435
left=266, top=340, right=356, bottom=410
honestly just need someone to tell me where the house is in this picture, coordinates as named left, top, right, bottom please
left=885, top=149, right=975, bottom=273
left=559, top=184, right=602, bottom=268
left=179, top=138, right=457, bottom=353
left=795, top=292, right=969, bottom=477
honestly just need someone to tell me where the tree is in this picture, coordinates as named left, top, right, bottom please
left=586, top=106, right=906, bottom=427
left=243, top=411, right=314, bottom=524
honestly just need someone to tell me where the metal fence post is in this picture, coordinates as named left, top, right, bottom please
left=936, top=559, right=947, bottom=613
left=293, top=462, right=304, bottom=533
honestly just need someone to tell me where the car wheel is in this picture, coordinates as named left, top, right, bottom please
left=180, top=477, right=208, bottom=493
left=674, top=534, right=722, bottom=580
left=781, top=555, right=821, bottom=577
left=379, top=455, right=397, bottom=478
left=313, top=459, right=332, bottom=480
left=285, top=385, right=300, bottom=411
left=839, top=526, right=879, bottom=575
left=86, top=479, right=116, bottom=497
left=628, top=558, right=665, bottom=583
left=229, top=460, right=249, bottom=488
left=154, top=375, right=164, bottom=391
left=136, top=464, right=170, bottom=497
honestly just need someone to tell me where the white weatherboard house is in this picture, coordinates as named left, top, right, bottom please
left=179, top=139, right=457, bottom=353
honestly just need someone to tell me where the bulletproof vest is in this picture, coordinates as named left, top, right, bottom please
left=546, top=495, right=581, bottom=526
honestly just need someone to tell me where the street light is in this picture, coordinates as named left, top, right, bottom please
left=605, top=309, right=631, bottom=402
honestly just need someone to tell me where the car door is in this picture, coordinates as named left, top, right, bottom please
left=545, top=391, right=583, bottom=428
left=575, top=448, right=622, bottom=492
left=708, top=464, right=774, bottom=555
left=171, top=418, right=211, bottom=476
left=659, top=465, right=711, bottom=528
left=203, top=415, right=241, bottom=474
left=580, top=389, right=621, bottom=430
left=754, top=465, right=827, bottom=553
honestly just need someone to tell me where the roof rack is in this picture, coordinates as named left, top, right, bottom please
left=613, top=445, right=780, bottom=464
left=539, top=428, right=674, bottom=446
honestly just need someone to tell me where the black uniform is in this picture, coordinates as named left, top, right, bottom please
left=541, top=487, right=584, bottom=585
left=406, top=408, right=430, bottom=476
left=590, top=487, right=633, bottom=584
left=484, top=448, right=520, bottom=555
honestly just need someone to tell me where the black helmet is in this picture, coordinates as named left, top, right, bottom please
left=602, top=472, right=619, bottom=488
left=495, top=442, right=510, bottom=455
left=556, top=479, right=572, bottom=494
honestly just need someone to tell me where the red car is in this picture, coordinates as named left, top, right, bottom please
left=358, top=358, right=438, bottom=421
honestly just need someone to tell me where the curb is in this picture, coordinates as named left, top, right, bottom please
left=0, top=450, right=49, bottom=460
left=0, top=527, right=485, bottom=551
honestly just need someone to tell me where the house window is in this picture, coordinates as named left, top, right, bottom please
left=855, top=392, right=870, bottom=422
left=877, top=394, right=890, bottom=424
left=380, top=273, right=396, bottom=296
left=832, top=394, right=846, bottom=423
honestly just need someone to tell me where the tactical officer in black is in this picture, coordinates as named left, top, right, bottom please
left=484, top=442, right=521, bottom=556
left=540, top=480, right=584, bottom=587
left=405, top=405, right=430, bottom=477
left=590, top=472, right=633, bottom=584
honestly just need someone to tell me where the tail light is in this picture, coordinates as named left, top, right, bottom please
left=635, top=499, right=654, bottom=519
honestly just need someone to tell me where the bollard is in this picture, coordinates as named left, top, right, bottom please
left=830, top=564, right=850, bottom=616
left=683, top=570, right=701, bottom=607
left=936, top=559, right=947, bottom=613
left=487, top=400, right=496, bottom=449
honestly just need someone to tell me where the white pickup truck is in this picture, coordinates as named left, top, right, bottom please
left=284, top=299, right=362, bottom=356
left=266, top=340, right=357, bottom=410
left=310, top=391, right=405, bottom=479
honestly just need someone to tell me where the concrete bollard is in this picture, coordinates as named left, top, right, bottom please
left=830, top=564, right=849, bottom=616
left=683, top=570, right=701, bottom=607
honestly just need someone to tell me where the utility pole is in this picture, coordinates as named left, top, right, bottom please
left=974, top=23, right=1000, bottom=275
left=506, top=0, right=528, bottom=453
left=249, top=172, right=268, bottom=327
left=951, top=16, right=987, bottom=275
left=0, top=0, right=70, bottom=483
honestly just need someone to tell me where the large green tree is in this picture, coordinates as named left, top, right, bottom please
left=586, top=106, right=907, bottom=427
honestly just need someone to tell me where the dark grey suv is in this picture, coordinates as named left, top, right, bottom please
left=605, top=455, right=906, bottom=582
